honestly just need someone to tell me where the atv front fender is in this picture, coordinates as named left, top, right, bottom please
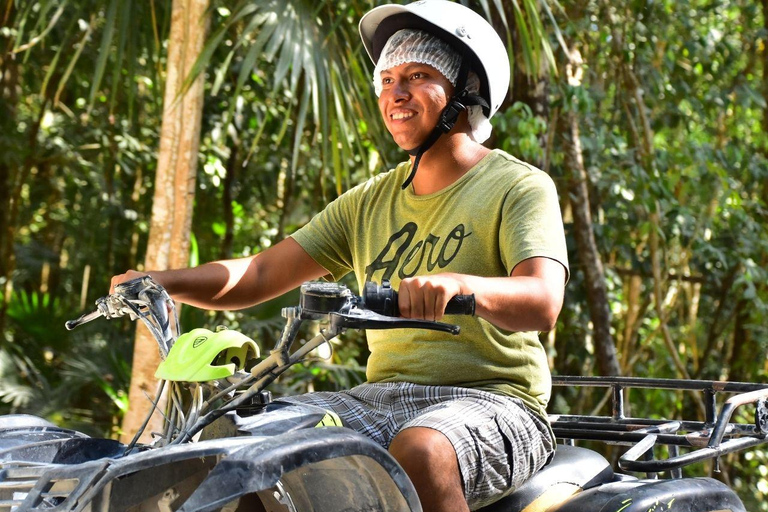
left=179, top=426, right=421, bottom=512
left=11, top=427, right=419, bottom=512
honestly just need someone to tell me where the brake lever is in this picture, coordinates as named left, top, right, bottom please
left=329, top=309, right=460, bottom=335
left=65, top=276, right=170, bottom=331
left=65, top=294, right=139, bottom=330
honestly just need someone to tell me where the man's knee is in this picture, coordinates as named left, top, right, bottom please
left=389, top=426, right=457, bottom=470
left=389, top=427, right=468, bottom=511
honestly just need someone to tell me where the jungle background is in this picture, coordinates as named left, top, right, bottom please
left=1, top=0, right=767, bottom=507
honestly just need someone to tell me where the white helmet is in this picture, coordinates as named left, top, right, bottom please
left=359, top=0, right=510, bottom=119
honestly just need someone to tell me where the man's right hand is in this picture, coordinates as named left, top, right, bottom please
left=110, top=270, right=151, bottom=294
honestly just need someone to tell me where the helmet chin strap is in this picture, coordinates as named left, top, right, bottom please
left=401, top=54, right=489, bottom=190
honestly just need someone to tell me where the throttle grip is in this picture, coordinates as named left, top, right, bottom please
left=444, top=294, right=476, bottom=316
left=363, top=280, right=475, bottom=317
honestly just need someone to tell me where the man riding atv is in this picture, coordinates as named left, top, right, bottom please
left=111, top=1, right=569, bottom=510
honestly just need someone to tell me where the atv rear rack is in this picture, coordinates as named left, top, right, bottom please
left=549, top=376, right=768, bottom=476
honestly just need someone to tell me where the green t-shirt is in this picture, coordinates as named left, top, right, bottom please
left=290, top=149, right=568, bottom=419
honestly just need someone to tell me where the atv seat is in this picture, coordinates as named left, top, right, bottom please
left=477, top=444, right=615, bottom=512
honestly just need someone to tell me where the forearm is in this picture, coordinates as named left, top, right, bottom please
left=113, top=238, right=328, bottom=311
left=145, top=257, right=265, bottom=310
left=398, top=257, right=566, bottom=332
left=452, top=274, right=563, bottom=332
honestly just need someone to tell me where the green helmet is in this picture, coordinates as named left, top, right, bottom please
left=155, top=327, right=259, bottom=382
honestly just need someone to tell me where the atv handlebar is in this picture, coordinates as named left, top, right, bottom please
left=298, top=280, right=475, bottom=335
left=65, top=310, right=102, bottom=330
left=65, top=276, right=179, bottom=357
left=64, top=277, right=475, bottom=446
left=66, top=278, right=475, bottom=335
left=66, top=277, right=476, bottom=354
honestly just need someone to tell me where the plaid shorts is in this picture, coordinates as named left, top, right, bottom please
left=277, top=382, right=554, bottom=510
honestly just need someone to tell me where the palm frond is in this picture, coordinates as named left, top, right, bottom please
left=12, top=0, right=68, bottom=54
left=6, top=290, right=69, bottom=350
left=474, top=0, right=561, bottom=78
left=13, top=1, right=168, bottom=115
left=189, top=0, right=388, bottom=190
left=0, top=350, right=39, bottom=411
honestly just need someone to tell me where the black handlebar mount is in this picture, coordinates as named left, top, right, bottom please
left=297, top=280, right=475, bottom=335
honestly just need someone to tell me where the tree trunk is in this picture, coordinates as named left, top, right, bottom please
left=559, top=49, right=620, bottom=377
left=761, top=0, right=768, bottom=311
left=1, top=98, right=47, bottom=334
left=561, top=108, right=620, bottom=376
left=0, top=2, right=18, bottom=336
left=274, top=161, right=295, bottom=245
left=763, top=0, right=768, bottom=147
left=120, top=0, right=209, bottom=443
left=728, top=298, right=759, bottom=382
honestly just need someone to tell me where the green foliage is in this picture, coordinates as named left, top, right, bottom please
left=738, top=446, right=768, bottom=510
left=546, top=0, right=768, bottom=503
left=494, top=102, right=548, bottom=163
left=0, top=0, right=167, bottom=436
left=1, top=308, right=132, bottom=437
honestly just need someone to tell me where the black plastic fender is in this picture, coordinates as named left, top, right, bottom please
left=0, top=437, right=124, bottom=465
left=178, top=426, right=421, bottom=512
left=200, top=402, right=332, bottom=440
left=0, top=416, right=124, bottom=469
left=15, top=437, right=266, bottom=511
left=550, top=477, right=746, bottom=512
left=15, top=428, right=418, bottom=512
left=0, top=415, right=89, bottom=455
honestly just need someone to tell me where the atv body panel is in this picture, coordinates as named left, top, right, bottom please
left=179, top=427, right=418, bottom=512
left=0, top=415, right=421, bottom=512
left=199, top=402, right=331, bottom=440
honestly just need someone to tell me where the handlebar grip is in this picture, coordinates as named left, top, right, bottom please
left=444, top=294, right=475, bottom=316
left=362, top=281, right=475, bottom=317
